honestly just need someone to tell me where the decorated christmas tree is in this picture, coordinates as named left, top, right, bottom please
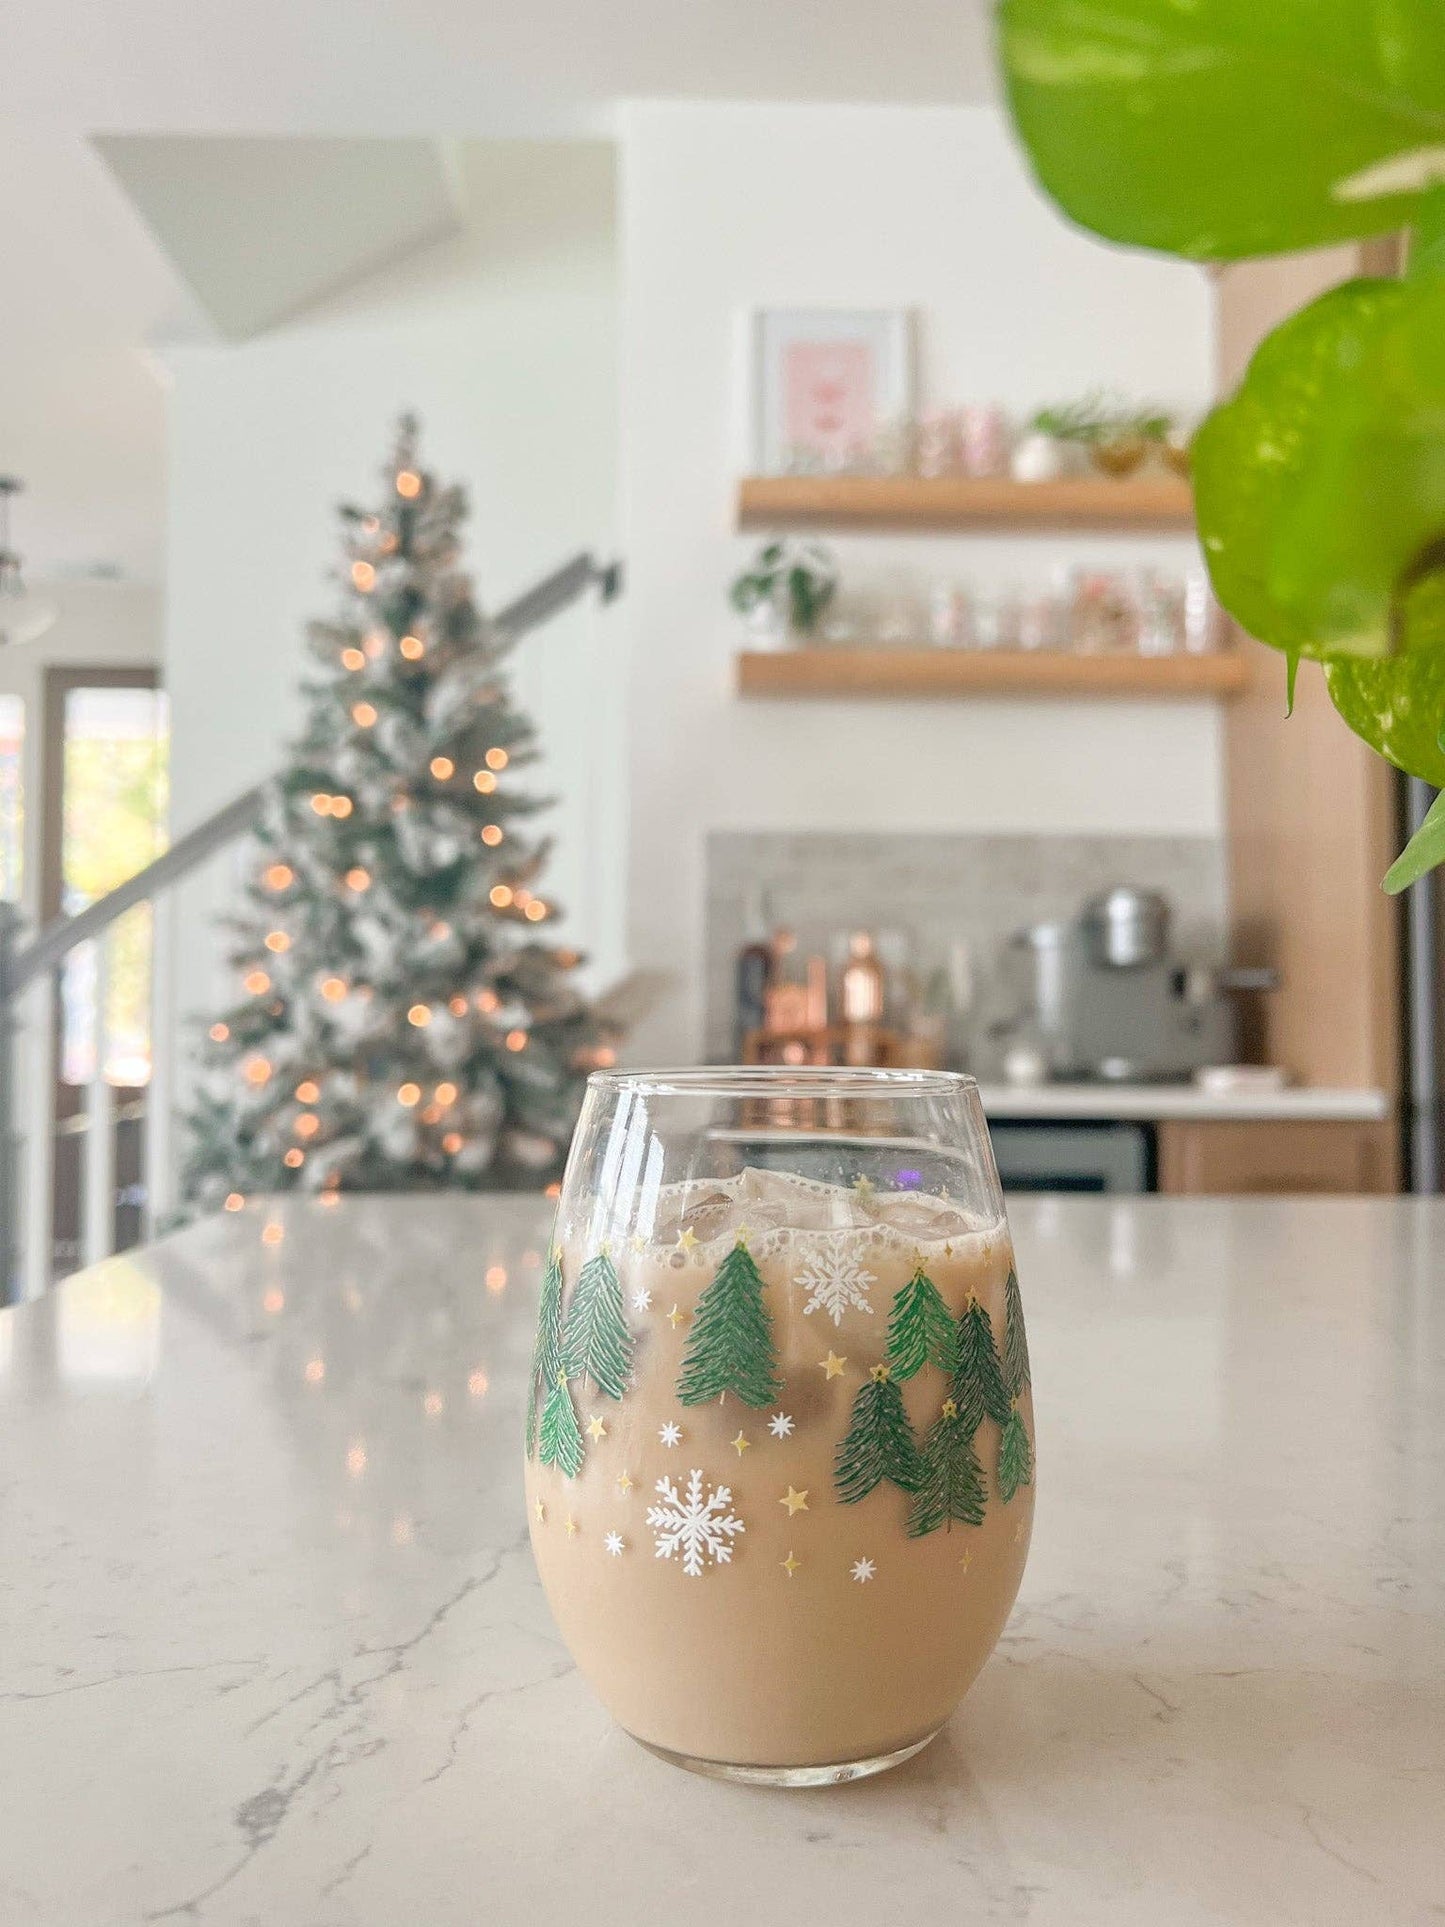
left=178, top=417, right=617, bottom=1211
left=835, top=1364, right=924, bottom=1503
left=677, top=1239, right=781, bottom=1408
left=538, top=1369, right=585, bottom=1477
left=997, top=1267, right=1034, bottom=1501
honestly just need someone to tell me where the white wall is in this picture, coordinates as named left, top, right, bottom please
left=618, top=102, right=1220, bottom=1061
left=163, top=140, right=623, bottom=1070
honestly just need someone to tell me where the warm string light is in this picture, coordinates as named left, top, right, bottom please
left=472, top=769, right=496, bottom=795
left=429, top=756, right=455, bottom=781
left=434, top=1081, right=458, bottom=1105
left=489, top=885, right=513, bottom=908
left=467, top=1368, right=489, bottom=1398
left=364, top=632, right=385, bottom=660
left=305, top=1357, right=326, bottom=1383
left=524, top=900, right=548, bottom=922
left=447, top=995, right=468, bottom=1017
left=261, top=1221, right=285, bottom=1247
left=505, top=1029, right=528, bottom=1052
left=485, top=1265, right=507, bottom=1294
left=475, top=989, right=499, bottom=1014
left=320, top=976, right=348, bottom=1003
left=243, top=1055, right=272, bottom=1086
left=295, top=1113, right=321, bottom=1140
left=332, top=795, right=353, bottom=819
left=420, top=1102, right=443, bottom=1125
left=399, top=633, right=424, bottom=661
left=224, top=1192, right=246, bottom=1213
left=544, top=1182, right=562, bottom=1200
left=480, top=824, right=503, bottom=847
left=442, top=1131, right=463, bottom=1154
left=396, top=469, right=422, bottom=499
left=397, top=1082, right=421, bottom=1107
left=296, top=1080, right=320, bottom=1103
left=262, top=1286, right=285, bottom=1313
left=351, top=561, right=376, bottom=593
left=485, top=747, right=509, bottom=771
left=407, top=1004, right=432, bottom=1027
left=311, top=793, right=354, bottom=819
left=284, top=1148, right=305, bottom=1169
left=352, top=702, right=377, bottom=728
left=341, top=647, right=366, bottom=672
left=344, top=867, right=371, bottom=892
left=209, top=1022, right=229, bottom=1043
left=263, top=863, right=294, bottom=890
left=264, top=930, right=290, bottom=953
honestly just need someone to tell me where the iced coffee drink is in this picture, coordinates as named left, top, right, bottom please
left=525, top=1104, right=1034, bottom=1784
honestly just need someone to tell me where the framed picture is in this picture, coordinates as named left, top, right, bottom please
left=751, top=308, right=914, bottom=474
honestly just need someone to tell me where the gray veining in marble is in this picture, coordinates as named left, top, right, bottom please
left=704, top=830, right=1226, bottom=1060
left=1, top=1193, right=1442, bottom=1926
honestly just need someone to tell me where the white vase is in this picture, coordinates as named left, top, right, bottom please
left=1010, top=432, right=1066, bottom=484
left=745, top=594, right=792, bottom=652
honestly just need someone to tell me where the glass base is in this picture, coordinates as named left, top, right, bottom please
left=631, top=1726, right=941, bottom=1787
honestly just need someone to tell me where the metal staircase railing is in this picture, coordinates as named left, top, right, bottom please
left=0, top=552, right=622, bottom=1302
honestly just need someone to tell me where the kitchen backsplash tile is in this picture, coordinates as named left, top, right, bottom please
left=704, top=830, right=1226, bottom=1062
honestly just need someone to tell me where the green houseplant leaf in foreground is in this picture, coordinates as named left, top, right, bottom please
left=997, top=0, right=1445, bottom=882
left=997, top=0, right=1445, bottom=260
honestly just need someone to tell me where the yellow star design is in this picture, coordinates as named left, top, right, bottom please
left=852, top=1175, right=875, bottom=1202
left=586, top=1415, right=608, bottom=1442
left=781, top=1550, right=801, bottom=1579
left=616, top=1470, right=633, bottom=1496
left=730, top=1431, right=750, bottom=1456
left=666, top=1303, right=688, bottom=1329
left=1013, top=1519, right=1028, bottom=1545
left=944, top=1241, right=955, bottom=1258
left=819, top=1351, right=847, bottom=1379
left=958, top=1549, right=971, bottom=1572
left=564, top=1515, right=579, bottom=1538
left=779, top=1486, right=810, bottom=1516
left=676, top=1226, right=699, bottom=1253
left=534, top=1498, right=545, bottom=1525
left=630, top=1234, right=646, bottom=1253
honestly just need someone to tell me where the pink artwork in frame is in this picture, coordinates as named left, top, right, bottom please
left=780, top=341, right=874, bottom=466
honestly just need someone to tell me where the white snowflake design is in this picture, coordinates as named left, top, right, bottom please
left=796, top=1244, right=877, bottom=1325
left=630, top=1288, right=653, bottom=1313
left=851, top=1557, right=877, bottom=1584
left=604, top=1532, right=625, bottom=1557
left=658, top=1421, right=682, bottom=1448
left=647, top=1469, right=746, bottom=1578
left=768, top=1412, right=795, bottom=1439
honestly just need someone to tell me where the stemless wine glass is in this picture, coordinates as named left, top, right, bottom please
left=523, top=1067, right=1034, bottom=1786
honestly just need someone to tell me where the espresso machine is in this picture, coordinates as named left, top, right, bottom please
left=1013, top=888, right=1244, bottom=1082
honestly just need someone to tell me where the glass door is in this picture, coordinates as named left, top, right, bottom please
left=40, top=670, right=168, bottom=1278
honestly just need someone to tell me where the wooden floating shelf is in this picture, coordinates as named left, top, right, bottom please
left=735, top=648, right=1249, bottom=701
left=737, top=472, right=1195, bottom=532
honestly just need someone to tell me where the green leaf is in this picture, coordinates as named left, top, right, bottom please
left=998, top=0, right=1445, bottom=260
left=1192, top=273, right=1445, bottom=664
left=1383, top=787, right=1445, bottom=893
left=1326, top=573, right=1445, bottom=787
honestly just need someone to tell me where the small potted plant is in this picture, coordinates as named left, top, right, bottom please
left=729, top=539, right=838, bottom=651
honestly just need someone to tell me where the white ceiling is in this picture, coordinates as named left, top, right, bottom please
left=10, top=1, right=998, bottom=133
left=1, top=0, right=1000, bottom=583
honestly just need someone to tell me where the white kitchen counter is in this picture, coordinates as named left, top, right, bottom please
left=2, top=1194, right=1441, bottom=1925
left=978, top=1081, right=1390, bottom=1122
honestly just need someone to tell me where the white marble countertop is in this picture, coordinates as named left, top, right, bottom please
left=2, top=1194, right=1441, bottom=1926
left=977, top=1082, right=1390, bottom=1122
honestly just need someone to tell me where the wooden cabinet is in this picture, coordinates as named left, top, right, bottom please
left=1158, top=1120, right=1398, bottom=1196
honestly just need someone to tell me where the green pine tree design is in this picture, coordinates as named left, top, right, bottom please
left=538, top=1370, right=585, bottom=1477
left=1002, top=1267, right=1031, bottom=1398
left=953, top=1296, right=1011, bottom=1433
left=998, top=1407, right=1034, bottom=1502
left=677, top=1239, right=782, bottom=1408
left=526, top=1246, right=566, bottom=1457
left=562, top=1248, right=633, bottom=1399
left=886, top=1266, right=958, bottom=1380
left=998, top=1267, right=1035, bottom=1501
left=907, top=1397, right=987, bottom=1536
left=835, top=1365, right=925, bottom=1503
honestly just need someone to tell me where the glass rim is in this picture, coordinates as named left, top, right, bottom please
left=585, top=1065, right=979, bottom=1101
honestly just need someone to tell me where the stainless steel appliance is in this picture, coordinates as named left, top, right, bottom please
left=1014, top=890, right=1237, bottom=1081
